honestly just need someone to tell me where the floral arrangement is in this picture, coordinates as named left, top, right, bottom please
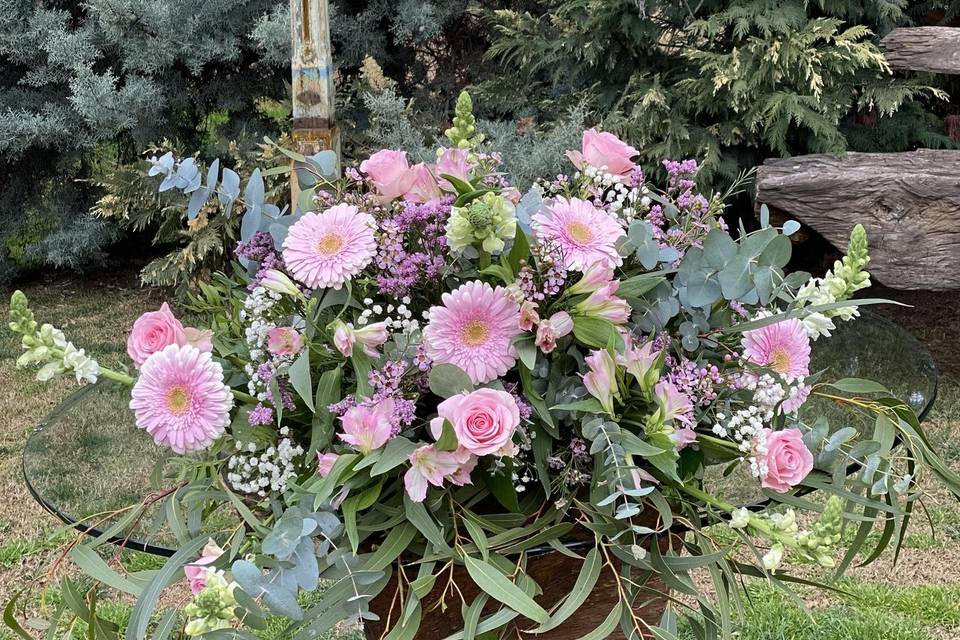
left=8, top=92, right=960, bottom=640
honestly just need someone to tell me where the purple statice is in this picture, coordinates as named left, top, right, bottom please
left=644, top=159, right=724, bottom=263
left=236, top=231, right=287, bottom=288
left=328, top=396, right=357, bottom=416
left=666, top=356, right=723, bottom=408
left=516, top=242, right=568, bottom=303
left=256, top=362, right=275, bottom=387
left=413, top=343, right=432, bottom=372
left=248, top=403, right=274, bottom=426
left=368, top=360, right=420, bottom=434
left=235, top=231, right=274, bottom=263
left=374, top=197, right=451, bottom=298
left=729, top=300, right=749, bottom=318
left=502, top=382, right=533, bottom=421
left=276, top=379, right=297, bottom=411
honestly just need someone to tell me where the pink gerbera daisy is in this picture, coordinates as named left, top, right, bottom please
left=742, top=318, right=811, bottom=378
left=282, top=204, right=376, bottom=289
left=423, top=281, right=521, bottom=384
left=130, top=344, right=233, bottom=454
left=532, top=197, right=624, bottom=272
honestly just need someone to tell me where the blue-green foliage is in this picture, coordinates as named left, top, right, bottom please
left=0, top=0, right=489, bottom=282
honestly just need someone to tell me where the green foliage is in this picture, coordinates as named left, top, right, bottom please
left=483, top=0, right=954, bottom=187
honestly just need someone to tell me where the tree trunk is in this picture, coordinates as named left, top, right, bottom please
left=755, top=151, right=960, bottom=290
left=880, top=27, right=960, bottom=74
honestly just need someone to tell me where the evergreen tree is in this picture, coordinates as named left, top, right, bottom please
left=482, top=0, right=955, bottom=186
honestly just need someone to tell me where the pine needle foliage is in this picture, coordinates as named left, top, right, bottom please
left=483, top=0, right=953, bottom=187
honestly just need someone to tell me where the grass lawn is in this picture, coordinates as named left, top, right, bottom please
left=1, top=266, right=960, bottom=639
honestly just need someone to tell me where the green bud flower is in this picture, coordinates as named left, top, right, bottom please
left=184, top=570, right=238, bottom=636
left=445, top=91, right=484, bottom=150
left=446, top=192, right=517, bottom=255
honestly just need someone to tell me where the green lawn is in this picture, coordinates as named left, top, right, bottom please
left=2, top=270, right=960, bottom=639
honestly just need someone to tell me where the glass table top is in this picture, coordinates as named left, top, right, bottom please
left=23, top=310, right=937, bottom=556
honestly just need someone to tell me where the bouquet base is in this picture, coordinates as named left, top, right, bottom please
left=363, top=538, right=673, bottom=639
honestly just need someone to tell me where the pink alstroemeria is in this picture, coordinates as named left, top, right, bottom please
left=655, top=381, right=694, bottom=427
left=267, top=327, right=303, bottom=357
left=670, top=426, right=698, bottom=451
left=259, top=269, right=303, bottom=298
left=436, top=147, right=473, bottom=190
left=568, top=262, right=615, bottom=296
left=404, top=445, right=464, bottom=502
left=405, top=163, right=442, bottom=203
left=574, top=280, right=630, bottom=325
left=339, top=399, right=394, bottom=454
left=582, top=349, right=618, bottom=415
left=183, top=539, right=225, bottom=595
left=618, top=339, right=661, bottom=389
left=183, top=327, right=214, bottom=353
left=519, top=301, right=540, bottom=332
left=316, top=452, right=340, bottom=477
left=535, top=311, right=574, bottom=354
left=333, top=321, right=389, bottom=358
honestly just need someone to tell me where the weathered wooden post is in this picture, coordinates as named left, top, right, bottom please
left=290, top=0, right=339, bottom=204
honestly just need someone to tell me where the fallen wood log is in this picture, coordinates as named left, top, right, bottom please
left=880, top=27, right=960, bottom=74
left=755, top=151, right=960, bottom=290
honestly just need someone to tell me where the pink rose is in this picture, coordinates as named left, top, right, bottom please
left=183, top=538, right=225, bottom=595
left=760, top=428, right=814, bottom=493
left=316, top=452, right=339, bottom=477
left=360, top=149, right=418, bottom=201
left=267, top=327, right=303, bottom=357
left=565, top=128, right=639, bottom=177
left=432, top=388, right=520, bottom=457
left=127, top=303, right=188, bottom=367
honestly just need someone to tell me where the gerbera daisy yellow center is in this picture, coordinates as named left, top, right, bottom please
left=770, top=347, right=791, bottom=374
left=462, top=320, right=490, bottom=346
left=317, top=232, right=344, bottom=255
left=567, top=222, right=594, bottom=244
left=166, top=385, right=191, bottom=415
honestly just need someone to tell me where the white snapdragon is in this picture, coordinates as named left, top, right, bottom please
left=729, top=507, right=751, bottom=529
left=762, top=543, right=785, bottom=571
left=17, top=323, right=99, bottom=385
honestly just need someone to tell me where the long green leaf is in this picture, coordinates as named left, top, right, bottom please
left=404, top=496, right=450, bottom=553
left=531, top=546, right=602, bottom=633
left=310, top=366, right=341, bottom=453
left=125, top=536, right=209, bottom=640
left=366, top=522, right=417, bottom=571
left=69, top=546, right=143, bottom=596
left=462, top=555, right=549, bottom=624
left=2, top=591, right=33, bottom=640
left=576, top=602, right=622, bottom=640
left=288, top=348, right=314, bottom=411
